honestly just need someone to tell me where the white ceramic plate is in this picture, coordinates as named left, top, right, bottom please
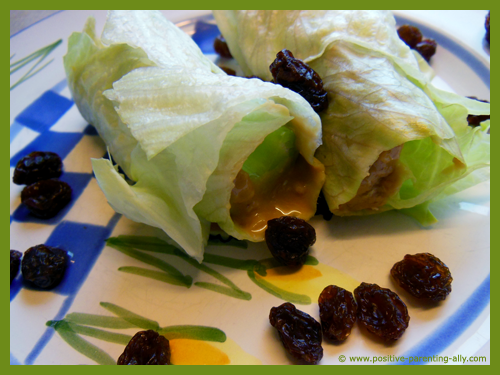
left=10, top=10, right=490, bottom=365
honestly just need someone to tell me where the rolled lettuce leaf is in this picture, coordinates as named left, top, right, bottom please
left=213, top=10, right=490, bottom=221
left=64, top=10, right=323, bottom=260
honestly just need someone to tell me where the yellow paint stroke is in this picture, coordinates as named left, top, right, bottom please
left=170, top=338, right=262, bottom=365
left=257, top=263, right=359, bottom=300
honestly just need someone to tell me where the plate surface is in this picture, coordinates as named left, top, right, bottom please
left=10, top=10, right=490, bottom=365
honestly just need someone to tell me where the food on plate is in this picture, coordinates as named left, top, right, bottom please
left=354, top=282, right=409, bottom=340
left=265, top=216, right=316, bottom=266
left=391, top=253, right=453, bottom=301
left=21, top=179, right=72, bottom=218
left=13, top=151, right=63, bottom=185
left=118, top=330, right=171, bottom=365
left=21, top=244, right=68, bottom=289
left=213, top=10, right=490, bottom=224
left=485, top=11, right=490, bottom=44
left=10, top=250, right=22, bottom=284
left=269, top=302, right=323, bottom=364
left=64, top=10, right=325, bottom=261
left=318, top=285, right=357, bottom=341
left=270, top=49, right=329, bottom=112
left=213, top=34, right=233, bottom=58
left=467, top=97, right=491, bottom=127
left=397, top=24, right=437, bottom=62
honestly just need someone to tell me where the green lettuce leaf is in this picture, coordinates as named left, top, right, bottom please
left=65, top=11, right=322, bottom=260
left=213, top=10, right=490, bottom=222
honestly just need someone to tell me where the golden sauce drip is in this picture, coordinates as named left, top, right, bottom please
left=170, top=339, right=230, bottom=365
left=230, top=155, right=325, bottom=240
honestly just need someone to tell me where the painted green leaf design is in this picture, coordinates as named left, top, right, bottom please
left=54, top=321, right=132, bottom=345
left=64, top=313, right=136, bottom=329
left=158, top=325, right=227, bottom=342
left=48, top=321, right=116, bottom=365
left=207, top=236, right=248, bottom=249
left=194, top=282, right=252, bottom=300
left=100, top=302, right=160, bottom=331
left=118, top=266, right=192, bottom=287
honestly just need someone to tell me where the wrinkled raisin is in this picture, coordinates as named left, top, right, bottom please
left=467, top=97, right=490, bottom=127
left=354, top=283, right=409, bottom=341
left=21, top=179, right=72, bottom=218
left=265, top=216, right=316, bottom=266
left=397, top=25, right=423, bottom=49
left=415, top=39, right=437, bottom=62
left=214, top=34, right=233, bottom=58
left=118, top=330, right=171, bottom=365
left=391, top=253, right=452, bottom=301
left=485, top=11, right=490, bottom=44
left=315, top=190, right=333, bottom=221
left=269, top=302, right=323, bottom=364
left=270, top=50, right=328, bottom=113
left=13, top=151, right=62, bottom=185
left=318, top=285, right=357, bottom=341
left=21, top=245, right=68, bottom=289
left=10, top=250, right=22, bottom=284
left=220, top=66, right=236, bottom=76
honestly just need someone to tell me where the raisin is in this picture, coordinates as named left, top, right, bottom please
left=265, top=216, right=316, bottom=266
left=485, top=11, right=490, bottom=44
left=270, top=50, right=329, bottom=113
left=315, top=190, right=333, bottom=221
left=21, top=179, right=72, bottom=218
left=118, top=330, right=171, bottom=365
left=415, top=39, right=437, bottom=62
left=354, top=283, right=409, bottom=341
left=397, top=25, right=423, bottom=49
left=467, top=97, right=490, bottom=127
left=10, top=250, right=22, bottom=284
left=214, top=34, right=233, bottom=58
left=391, top=253, right=452, bottom=301
left=21, top=244, right=68, bottom=289
left=220, top=66, right=236, bottom=76
left=13, top=151, right=62, bottom=185
left=269, top=302, right=323, bottom=364
left=318, top=285, right=357, bottom=341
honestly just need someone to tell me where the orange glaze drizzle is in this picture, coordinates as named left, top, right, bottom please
left=230, top=155, right=325, bottom=240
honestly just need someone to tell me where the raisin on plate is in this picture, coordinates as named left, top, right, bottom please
left=466, top=97, right=490, bottom=127
left=13, top=151, right=62, bottom=185
left=354, top=283, right=409, bottom=341
left=315, top=190, right=333, bottom=221
left=485, top=11, right=490, bottom=44
left=118, top=330, right=171, bottom=365
left=397, top=25, right=423, bottom=49
left=318, top=285, right=357, bottom=341
left=415, top=38, right=437, bottom=62
left=391, top=253, right=452, bottom=301
left=269, top=302, right=323, bottom=364
left=214, top=34, right=233, bottom=58
left=270, top=49, right=329, bottom=113
left=21, top=244, right=68, bottom=289
left=10, top=250, right=22, bottom=284
left=21, top=179, right=72, bottom=219
left=265, top=216, right=316, bottom=266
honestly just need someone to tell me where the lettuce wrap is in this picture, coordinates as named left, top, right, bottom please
left=213, top=10, right=490, bottom=224
left=64, top=10, right=325, bottom=261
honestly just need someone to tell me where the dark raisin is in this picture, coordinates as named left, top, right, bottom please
left=391, top=253, right=452, bottom=301
left=466, top=97, right=490, bottom=126
left=397, top=25, right=423, bottom=49
left=485, top=11, right=490, bottom=44
left=13, top=151, right=62, bottom=185
left=214, top=34, right=233, bottom=58
left=318, top=285, right=357, bottom=341
left=270, top=50, right=328, bottom=113
left=269, top=302, right=323, bottom=364
left=415, top=39, right=437, bottom=62
left=220, top=66, right=236, bottom=76
left=265, top=216, right=316, bottom=266
left=315, top=190, right=333, bottom=221
left=354, top=283, right=409, bottom=341
left=10, top=250, right=22, bottom=284
left=21, top=244, right=68, bottom=289
left=118, top=330, right=171, bottom=365
left=21, top=179, right=72, bottom=218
